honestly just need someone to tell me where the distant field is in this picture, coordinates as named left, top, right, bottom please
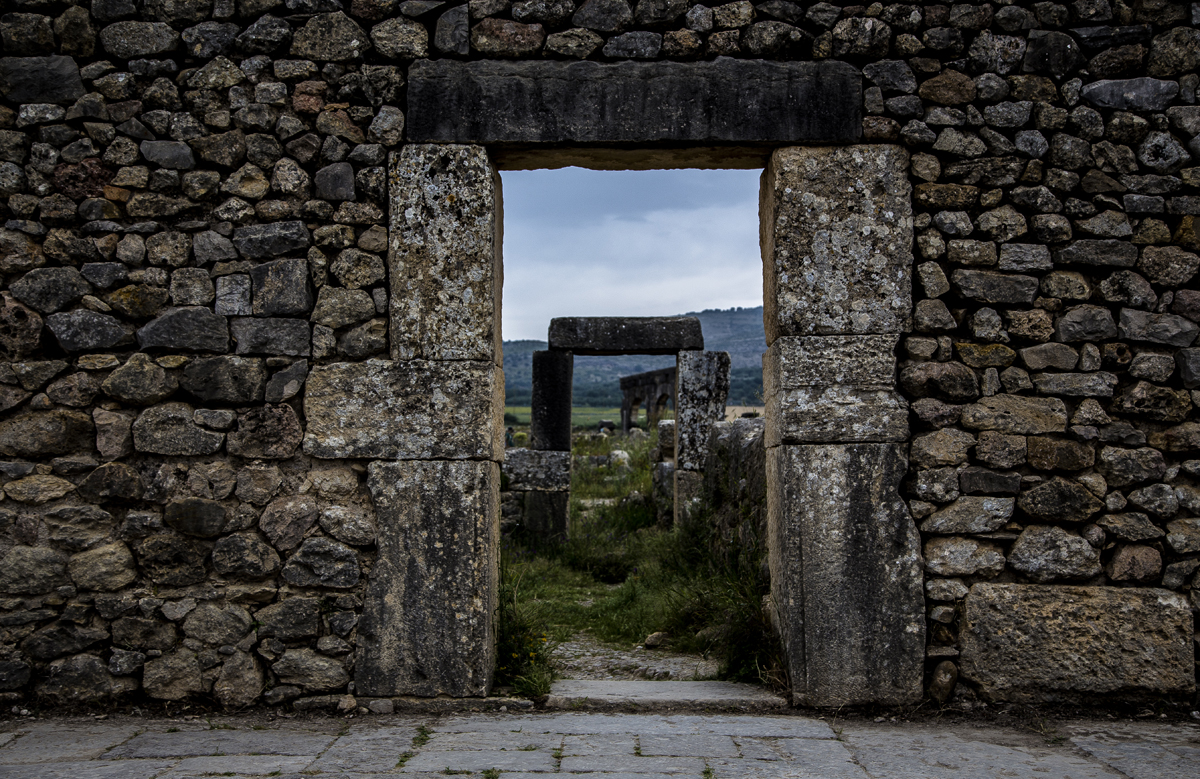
left=504, top=406, right=668, bottom=429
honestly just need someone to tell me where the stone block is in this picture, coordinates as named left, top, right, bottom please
left=406, top=58, right=861, bottom=144
left=762, top=145, right=912, bottom=341
left=766, top=387, right=909, bottom=445
left=764, top=334, right=906, bottom=445
left=530, top=350, right=573, bottom=452
left=676, top=350, right=730, bottom=471
left=389, top=145, right=501, bottom=363
left=522, top=490, right=568, bottom=544
left=548, top=317, right=703, bottom=355
left=231, top=317, right=311, bottom=356
left=502, top=448, right=570, bottom=491
left=0, top=55, right=85, bottom=104
left=359, top=460, right=498, bottom=697
left=764, top=335, right=898, bottom=388
left=767, top=444, right=924, bottom=707
left=673, top=468, right=704, bottom=527
left=303, top=360, right=503, bottom=461
left=960, top=583, right=1194, bottom=702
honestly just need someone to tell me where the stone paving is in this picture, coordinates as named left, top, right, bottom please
left=0, top=711, right=1196, bottom=778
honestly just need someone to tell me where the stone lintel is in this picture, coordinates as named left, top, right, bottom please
left=960, top=583, right=1195, bottom=702
left=502, top=448, right=570, bottom=491
left=548, top=317, right=703, bottom=355
left=762, top=146, right=913, bottom=342
left=302, top=360, right=503, bottom=461
left=407, top=58, right=862, bottom=145
left=675, top=350, right=731, bottom=471
left=767, top=443, right=925, bottom=707
left=359, top=460, right=498, bottom=697
left=389, top=145, right=501, bottom=364
left=530, top=350, right=573, bottom=452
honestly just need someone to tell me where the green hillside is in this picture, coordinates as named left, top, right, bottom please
left=503, top=307, right=766, bottom=407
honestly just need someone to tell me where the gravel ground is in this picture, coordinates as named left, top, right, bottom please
left=552, top=633, right=720, bottom=681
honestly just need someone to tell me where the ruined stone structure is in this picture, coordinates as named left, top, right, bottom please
left=0, top=0, right=1198, bottom=708
left=619, top=366, right=676, bottom=434
left=524, top=316, right=729, bottom=534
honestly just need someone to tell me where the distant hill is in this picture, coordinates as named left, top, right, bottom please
left=503, top=307, right=766, bottom=407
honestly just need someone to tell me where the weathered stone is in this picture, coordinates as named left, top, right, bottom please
left=304, top=361, right=502, bottom=460
left=0, top=546, right=69, bottom=594
left=37, top=654, right=136, bottom=702
left=1098, top=512, right=1163, bottom=542
left=282, top=537, right=360, bottom=588
left=960, top=584, right=1194, bottom=701
left=180, top=357, right=266, bottom=404
left=1008, top=525, right=1101, bottom=582
left=214, top=650, right=263, bottom=708
left=0, top=55, right=85, bottom=104
left=265, top=360, right=309, bottom=402
left=960, top=394, right=1067, bottom=434
left=182, top=603, right=252, bottom=645
left=1018, top=476, right=1104, bottom=523
left=1029, top=372, right=1118, bottom=398
left=910, top=428, right=976, bottom=468
left=900, top=362, right=979, bottom=402
left=1138, top=245, right=1200, bottom=286
left=311, top=287, right=376, bottom=330
left=0, top=293, right=42, bottom=360
left=390, top=145, right=501, bottom=361
left=0, top=409, right=94, bottom=457
left=1053, top=239, right=1138, bottom=267
left=225, top=404, right=300, bottom=459
left=164, top=497, right=225, bottom=539
left=21, top=621, right=108, bottom=662
left=951, top=270, right=1038, bottom=304
left=102, top=353, right=177, bottom=405
left=920, top=496, right=1015, bottom=534
left=132, top=533, right=206, bottom=586
left=291, top=12, right=370, bottom=61
left=142, top=649, right=203, bottom=700
left=100, top=21, right=178, bottom=58
left=46, top=310, right=132, bottom=352
left=137, top=307, right=229, bottom=353
left=4, top=474, right=75, bottom=504
left=273, top=648, right=349, bottom=692
left=76, top=462, right=143, bottom=503
left=408, top=58, right=861, bottom=144
left=1118, top=308, right=1199, bottom=347
left=502, top=449, right=571, bottom=491
left=763, top=146, right=910, bottom=340
left=132, top=403, right=224, bottom=456
left=319, top=505, right=376, bottom=546
left=924, top=536, right=1005, bottom=577
left=212, top=532, right=281, bottom=579
left=232, top=221, right=310, bottom=259
left=11, top=267, right=90, bottom=314
left=1107, top=544, right=1162, bottom=582
left=231, top=317, right=311, bottom=357
left=1112, top=380, right=1192, bottom=422
left=767, top=444, right=923, bottom=707
left=360, top=460, right=493, bottom=696
left=256, top=598, right=319, bottom=641
left=259, top=495, right=318, bottom=552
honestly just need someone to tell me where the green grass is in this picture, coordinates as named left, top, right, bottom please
left=498, top=429, right=786, bottom=689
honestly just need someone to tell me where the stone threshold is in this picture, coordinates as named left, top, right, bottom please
left=544, top=680, right=789, bottom=712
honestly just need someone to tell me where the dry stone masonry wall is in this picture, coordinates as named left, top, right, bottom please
left=0, top=0, right=1197, bottom=707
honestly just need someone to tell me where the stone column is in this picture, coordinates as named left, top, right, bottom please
left=336, top=144, right=503, bottom=698
left=674, top=350, right=730, bottom=526
left=528, top=349, right=572, bottom=539
left=761, top=145, right=925, bottom=707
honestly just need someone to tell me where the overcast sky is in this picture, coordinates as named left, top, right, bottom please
left=499, top=168, right=764, bottom=342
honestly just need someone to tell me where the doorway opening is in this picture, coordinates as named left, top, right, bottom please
left=495, top=165, right=777, bottom=696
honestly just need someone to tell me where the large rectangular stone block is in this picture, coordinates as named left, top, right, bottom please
left=767, top=444, right=925, bottom=707
left=303, top=360, right=503, bottom=460
left=765, top=387, right=909, bottom=445
left=530, top=350, right=573, bottom=452
left=675, top=350, right=731, bottom=472
left=960, top=584, right=1195, bottom=702
left=407, top=58, right=862, bottom=145
left=761, top=146, right=913, bottom=342
left=359, top=460, right=499, bottom=697
left=548, top=317, right=703, bottom=355
left=502, top=448, right=570, bottom=491
left=764, top=335, right=906, bottom=445
left=389, top=145, right=502, bottom=363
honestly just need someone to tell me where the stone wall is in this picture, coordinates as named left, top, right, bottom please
left=0, top=0, right=1198, bottom=706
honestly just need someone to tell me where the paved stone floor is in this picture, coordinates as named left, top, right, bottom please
left=0, top=711, right=1196, bottom=778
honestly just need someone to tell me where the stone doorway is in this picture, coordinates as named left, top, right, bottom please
left=350, top=59, right=925, bottom=707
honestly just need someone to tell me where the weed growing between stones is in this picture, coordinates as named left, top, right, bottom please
left=500, top=428, right=787, bottom=691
